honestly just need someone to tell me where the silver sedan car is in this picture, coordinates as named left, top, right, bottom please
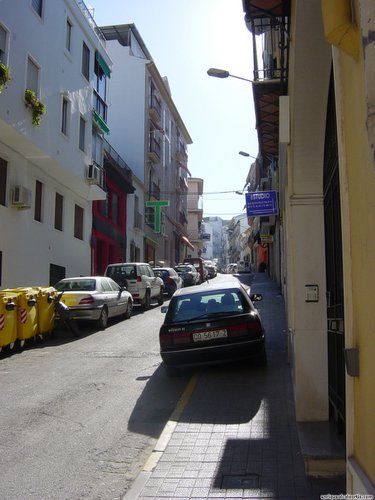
left=54, top=276, right=133, bottom=330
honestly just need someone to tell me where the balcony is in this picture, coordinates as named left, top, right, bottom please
left=176, top=175, right=188, bottom=193
left=176, top=141, right=188, bottom=164
left=149, top=93, right=162, bottom=123
left=148, top=133, right=161, bottom=163
left=243, top=0, right=290, bottom=159
left=148, top=182, right=161, bottom=200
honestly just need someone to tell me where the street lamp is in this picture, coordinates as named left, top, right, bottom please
left=239, top=151, right=258, bottom=160
left=207, top=67, right=254, bottom=83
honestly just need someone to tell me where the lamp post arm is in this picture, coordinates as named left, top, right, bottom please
left=228, top=73, right=253, bottom=83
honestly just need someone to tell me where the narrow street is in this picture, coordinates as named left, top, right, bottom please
left=0, top=300, right=190, bottom=499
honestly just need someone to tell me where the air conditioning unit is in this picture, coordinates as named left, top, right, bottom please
left=87, top=163, right=103, bottom=185
left=12, top=185, right=32, bottom=209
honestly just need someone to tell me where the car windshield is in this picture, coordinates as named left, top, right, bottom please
left=167, top=289, right=249, bottom=323
left=55, top=279, right=96, bottom=292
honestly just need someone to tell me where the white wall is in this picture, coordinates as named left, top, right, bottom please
left=105, top=40, right=147, bottom=182
left=0, top=0, right=111, bottom=287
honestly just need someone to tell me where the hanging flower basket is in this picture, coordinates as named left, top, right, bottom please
left=0, top=62, right=11, bottom=93
left=24, top=89, right=46, bottom=126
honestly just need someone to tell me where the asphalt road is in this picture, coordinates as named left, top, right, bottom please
left=0, top=297, right=191, bottom=499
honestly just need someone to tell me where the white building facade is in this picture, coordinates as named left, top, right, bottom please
left=100, top=24, right=192, bottom=266
left=0, top=0, right=111, bottom=287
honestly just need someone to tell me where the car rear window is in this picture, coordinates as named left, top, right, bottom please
left=175, top=266, right=191, bottom=272
left=106, top=265, right=137, bottom=280
left=55, top=279, right=96, bottom=292
left=167, top=290, right=248, bottom=322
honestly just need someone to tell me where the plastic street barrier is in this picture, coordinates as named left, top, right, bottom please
left=3, top=288, right=38, bottom=346
left=0, top=292, right=17, bottom=351
left=32, top=286, right=57, bottom=336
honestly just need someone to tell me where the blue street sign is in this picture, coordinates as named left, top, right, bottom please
left=245, top=191, right=278, bottom=217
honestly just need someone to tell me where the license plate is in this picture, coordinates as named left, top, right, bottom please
left=193, top=329, right=227, bottom=342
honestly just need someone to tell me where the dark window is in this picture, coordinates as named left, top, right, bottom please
left=65, top=19, right=72, bottom=51
left=81, top=42, right=90, bottom=81
left=27, top=57, right=39, bottom=94
left=34, top=180, right=43, bottom=222
left=79, top=116, right=86, bottom=151
left=31, top=0, right=43, bottom=17
left=54, top=193, right=63, bottom=231
left=61, top=98, right=68, bottom=135
left=0, top=25, right=8, bottom=64
left=74, top=204, right=84, bottom=240
left=111, top=192, right=118, bottom=225
left=0, top=157, right=7, bottom=206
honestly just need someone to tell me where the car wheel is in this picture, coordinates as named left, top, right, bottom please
left=158, top=288, right=164, bottom=305
left=142, top=290, right=151, bottom=310
left=97, top=307, right=108, bottom=330
left=124, top=299, right=133, bottom=319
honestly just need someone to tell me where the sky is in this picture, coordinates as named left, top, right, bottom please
left=87, top=0, right=258, bottom=219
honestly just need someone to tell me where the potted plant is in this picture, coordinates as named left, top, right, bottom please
left=24, top=89, right=46, bottom=126
left=0, top=62, right=11, bottom=93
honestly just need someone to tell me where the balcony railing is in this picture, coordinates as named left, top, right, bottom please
left=75, top=1, right=106, bottom=47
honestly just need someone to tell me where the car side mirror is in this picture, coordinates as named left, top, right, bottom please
left=161, top=306, right=168, bottom=313
left=250, top=293, right=263, bottom=302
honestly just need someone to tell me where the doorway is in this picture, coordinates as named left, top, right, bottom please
left=323, top=71, right=346, bottom=441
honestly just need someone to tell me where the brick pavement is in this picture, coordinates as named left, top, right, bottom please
left=124, top=273, right=346, bottom=499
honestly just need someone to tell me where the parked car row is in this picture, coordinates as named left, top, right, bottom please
left=53, top=259, right=221, bottom=331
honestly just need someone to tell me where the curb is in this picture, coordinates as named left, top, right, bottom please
left=122, top=373, right=199, bottom=499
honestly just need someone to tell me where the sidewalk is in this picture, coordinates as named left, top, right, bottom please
left=125, top=273, right=346, bottom=499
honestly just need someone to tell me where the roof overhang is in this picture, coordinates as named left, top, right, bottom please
left=182, top=235, right=195, bottom=250
left=252, top=80, right=283, bottom=157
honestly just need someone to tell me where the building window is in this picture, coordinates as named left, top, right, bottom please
left=27, top=57, right=39, bottom=94
left=0, top=157, right=7, bottom=206
left=34, top=180, right=43, bottom=222
left=111, top=192, right=119, bottom=225
left=0, top=25, right=8, bottom=64
left=93, top=56, right=108, bottom=122
left=81, top=42, right=90, bottom=81
left=61, top=97, right=69, bottom=135
left=79, top=116, right=86, bottom=151
left=134, top=195, right=142, bottom=229
left=92, top=127, right=103, bottom=166
left=74, top=204, right=84, bottom=240
left=54, top=192, right=63, bottom=231
left=31, top=0, right=43, bottom=17
left=65, top=19, right=72, bottom=52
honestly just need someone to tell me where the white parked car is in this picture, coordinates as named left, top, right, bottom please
left=54, top=276, right=133, bottom=330
left=105, top=263, right=164, bottom=310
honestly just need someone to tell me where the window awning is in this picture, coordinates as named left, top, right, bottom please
left=93, top=110, right=110, bottom=135
left=181, top=235, right=194, bottom=250
left=95, top=51, right=111, bottom=78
